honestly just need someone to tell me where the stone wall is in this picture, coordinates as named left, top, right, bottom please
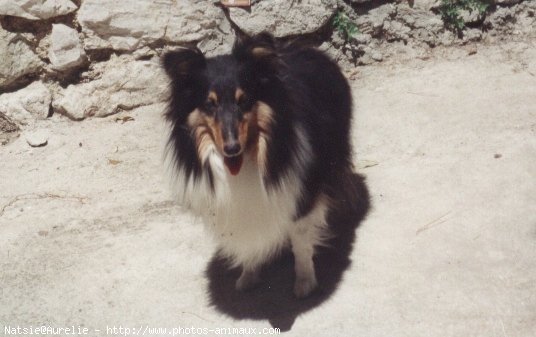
left=1, top=0, right=534, bottom=144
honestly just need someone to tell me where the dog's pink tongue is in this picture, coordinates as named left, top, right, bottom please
left=224, top=155, right=243, bottom=176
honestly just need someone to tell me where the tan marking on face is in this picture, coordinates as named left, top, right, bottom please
left=187, top=109, right=202, bottom=128
left=236, top=89, right=252, bottom=155
left=187, top=101, right=274, bottom=164
left=187, top=109, right=222, bottom=162
left=237, top=111, right=252, bottom=153
left=257, top=134, right=269, bottom=175
left=252, top=101, right=274, bottom=174
left=206, top=116, right=224, bottom=155
left=235, top=88, right=245, bottom=103
left=208, top=91, right=218, bottom=105
left=255, top=101, right=274, bottom=135
left=251, top=47, right=274, bottom=58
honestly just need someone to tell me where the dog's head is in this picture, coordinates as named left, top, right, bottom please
left=163, top=33, right=280, bottom=176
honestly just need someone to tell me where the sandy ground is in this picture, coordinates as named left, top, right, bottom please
left=1, top=39, right=535, bottom=337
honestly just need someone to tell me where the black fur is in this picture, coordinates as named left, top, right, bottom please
left=163, top=33, right=353, bottom=220
left=163, top=47, right=208, bottom=186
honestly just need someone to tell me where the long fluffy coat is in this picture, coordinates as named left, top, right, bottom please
left=163, top=33, right=353, bottom=297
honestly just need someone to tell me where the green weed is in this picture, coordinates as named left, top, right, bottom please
left=438, top=0, right=490, bottom=32
left=333, top=11, right=359, bottom=41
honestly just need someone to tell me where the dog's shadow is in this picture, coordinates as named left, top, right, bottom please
left=206, top=173, right=370, bottom=331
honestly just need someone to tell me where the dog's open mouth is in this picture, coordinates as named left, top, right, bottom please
left=224, top=155, right=243, bottom=176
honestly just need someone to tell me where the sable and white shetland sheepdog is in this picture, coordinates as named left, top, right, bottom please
left=162, top=33, right=353, bottom=298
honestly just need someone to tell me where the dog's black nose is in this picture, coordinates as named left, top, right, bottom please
left=223, top=142, right=241, bottom=156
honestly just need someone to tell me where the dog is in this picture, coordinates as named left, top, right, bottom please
left=162, top=33, right=353, bottom=298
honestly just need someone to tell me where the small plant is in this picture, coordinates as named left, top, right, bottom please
left=438, top=0, right=490, bottom=33
left=333, top=11, right=359, bottom=41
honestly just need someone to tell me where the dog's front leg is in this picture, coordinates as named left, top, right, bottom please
left=235, top=264, right=261, bottom=291
left=290, top=202, right=328, bottom=298
left=290, top=231, right=318, bottom=298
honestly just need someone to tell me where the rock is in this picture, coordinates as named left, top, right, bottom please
left=331, top=32, right=346, bottom=48
left=52, top=55, right=168, bottom=120
left=0, top=0, right=78, bottom=20
left=397, top=5, right=444, bottom=31
left=485, top=7, right=516, bottom=28
left=48, top=24, right=87, bottom=71
left=415, top=0, right=442, bottom=10
left=0, top=81, right=51, bottom=124
left=351, top=33, right=372, bottom=45
left=438, top=30, right=456, bottom=46
left=460, top=9, right=486, bottom=25
left=323, top=46, right=348, bottom=67
left=36, top=33, right=51, bottom=61
left=0, top=113, right=19, bottom=145
left=467, top=45, right=478, bottom=55
left=513, top=2, right=536, bottom=35
left=357, top=53, right=375, bottom=65
left=228, top=0, right=337, bottom=37
left=0, top=113, right=18, bottom=132
left=463, top=28, right=483, bottom=42
left=371, top=51, right=383, bottom=61
left=197, top=16, right=234, bottom=57
left=411, top=28, right=439, bottom=46
left=383, top=20, right=411, bottom=42
left=384, top=5, right=444, bottom=46
left=494, top=0, right=522, bottom=5
left=132, top=47, right=157, bottom=60
left=356, top=4, right=396, bottom=37
left=0, top=28, right=43, bottom=90
left=318, top=41, right=333, bottom=53
left=25, top=129, right=49, bottom=147
left=78, top=0, right=229, bottom=52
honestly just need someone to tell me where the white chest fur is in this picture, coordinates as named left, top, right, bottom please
left=167, top=137, right=328, bottom=274
left=209, top=155, right=297, bottom=268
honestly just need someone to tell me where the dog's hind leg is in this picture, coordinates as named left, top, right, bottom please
left=289, top=200, right=329, bottom=298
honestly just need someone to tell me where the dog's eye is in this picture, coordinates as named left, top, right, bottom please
left=205, top=99, right=217, bottom=111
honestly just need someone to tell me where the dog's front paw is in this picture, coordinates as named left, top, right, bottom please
left=235, top=270, right=261, bottom=291
left=293, top=275, right=318, bottom=298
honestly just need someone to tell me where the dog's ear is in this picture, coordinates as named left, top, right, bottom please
left=163, top=48, right=207, bottom=124
left=233, top=32, right=277, bottom=60
left=162, top=47, right=206, bottom=80
left=233, top=33, right=283, bottom=83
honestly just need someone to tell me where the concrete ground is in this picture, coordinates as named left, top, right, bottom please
left=1, top=40, right=535, bottom=337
